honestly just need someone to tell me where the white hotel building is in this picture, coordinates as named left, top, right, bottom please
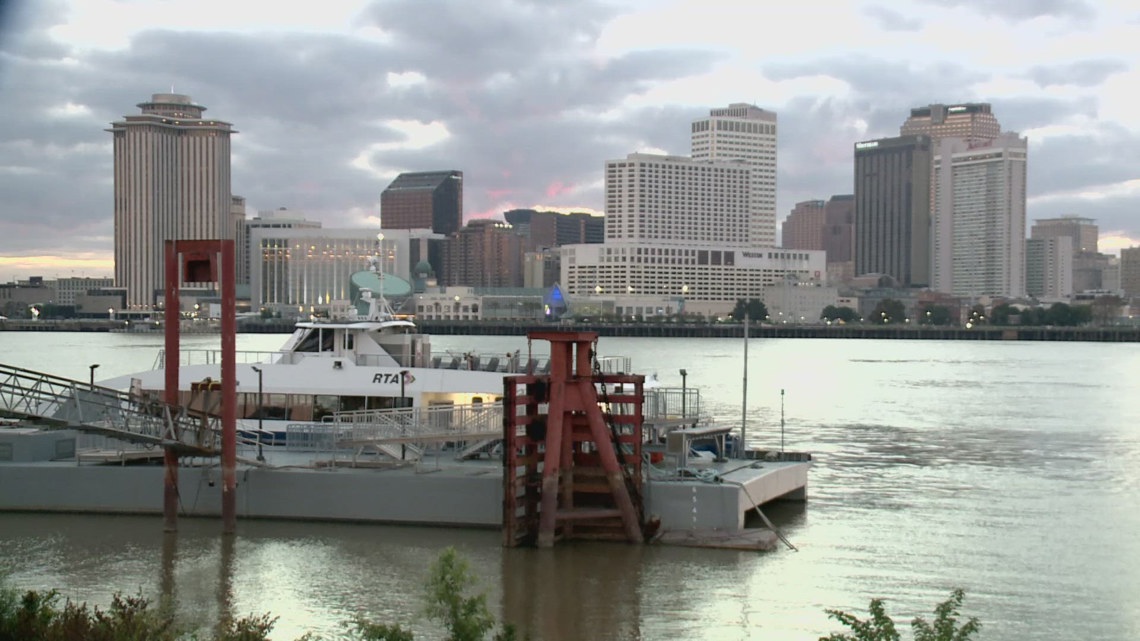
left=931, top=133, right=1028, bottom=298
left=249, top=227, right=439, bottom=313
left=691, top=103, right=778, bottom=246
left=563, top=152, right=824, bottom=318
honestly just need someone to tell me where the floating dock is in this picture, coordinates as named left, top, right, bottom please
left=0, top=428, right=809, bottom=537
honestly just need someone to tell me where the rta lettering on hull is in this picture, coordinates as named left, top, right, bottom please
left=372, top=372, right=414, bottom=384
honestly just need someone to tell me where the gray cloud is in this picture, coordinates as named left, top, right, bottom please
left=863, top=5, right=923, bottom=31
left=759, top=57, right=1139, bottom=242
left=0, top=0, right=723, bottom=255
left=917, top=0, right=1096, bottom=22
left=990, top=95, right=1098, bottom=131
left=1, top=0, right=1138, bottom=266
left=1030, top=192, right=1140, bottom=242
left=363, top=0, right=616, bottom=83
left=1026, top=59, right=1129, bottom=87
left=764, top=56, right=990, bottom=108
left=1027, top=124, right=1140, bottom=197
left=0, top=0, right=70, bottom=64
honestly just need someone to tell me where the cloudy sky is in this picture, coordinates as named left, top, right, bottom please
left=1, top=0, right=1138, bottom=281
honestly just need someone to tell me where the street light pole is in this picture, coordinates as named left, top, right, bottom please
left=251, top=366, right=264, bottom=462
left=89, top=363, right=100, bottom=387
left=399, top=369, right=410, bottom=460
left=679, top=368, right=688, bottom=422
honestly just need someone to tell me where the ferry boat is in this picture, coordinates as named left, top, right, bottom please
left=103, top=268, right=639, bottom=449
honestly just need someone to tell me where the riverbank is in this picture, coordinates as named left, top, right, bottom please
left=5, top=318, right=1137, bottom=341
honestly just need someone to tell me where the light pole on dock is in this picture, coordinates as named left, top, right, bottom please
left=399, top=370, right=410, bottom=460
left=251, top=366, right=264, bottom=462
left=679, top=369, right=688, bottom=422
left=89, top=363, right=99, bottom=387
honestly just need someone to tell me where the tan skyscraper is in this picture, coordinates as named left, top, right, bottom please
left=1030, top=216, right=1099, bottom=255
left=900, top=103, right=1001, bottom=142
left=782, top=200, right=826, bottom=250
left=109, top=93, right=236, bottom=310
left=691, top=103, right=778, bottom=246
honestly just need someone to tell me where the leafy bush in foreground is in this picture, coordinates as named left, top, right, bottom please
left=820, top=588, right=981, bottom=641
left=1, top=546, right=519, bottom=641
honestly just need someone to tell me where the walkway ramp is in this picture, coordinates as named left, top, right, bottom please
left=328, top=403, right=504, bottom=461
left=0, top=363, right=222, bottom=456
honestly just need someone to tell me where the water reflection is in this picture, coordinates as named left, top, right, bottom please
left=215, top=535, right=235, bottom=638
left=502, top=545, right=643, bottom=641
left=160, top=532, right=176, bottom=611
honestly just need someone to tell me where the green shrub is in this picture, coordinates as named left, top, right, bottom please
left=821, top=589, right=980, bottom=641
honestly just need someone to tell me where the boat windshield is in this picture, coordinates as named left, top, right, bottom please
left=295, top=329, right=336, bottom=353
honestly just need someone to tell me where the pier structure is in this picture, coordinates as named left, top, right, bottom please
left=163, top=239, right=237, bottom=533
left=1, top=333, right=810, bottom=545
left=502, top=331, right=647, bottom=547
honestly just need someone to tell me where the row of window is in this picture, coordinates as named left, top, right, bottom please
left=181, top=391, right=412, bottom=423
left=689, top=120, right=776, bottom=134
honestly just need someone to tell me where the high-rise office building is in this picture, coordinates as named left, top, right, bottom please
left=381, top=171, right=462, bottom=278
left=444, top=219, right=523, bottom=288
left=604, top=153, right=752, bottom=246
left=502, top=209, right=604, bottom=249
left=1030, top=216, right=1099, bottom=255
left=1121, top=247, right=1140, bottom=298
left=931, top=133, right=1028, bottom=297
left=691, top=103, right=778, bottom=246
left=109, top=93, right=236, bottom=309
left=822, top=195, right=855, bottom=262
left=822, top=194, right=855, bottom=283
left=902, top=103, right=1003, bottom=220
left=853, top=135, right=933, bottom=287
left=901, top=103, right=1001, bottom=142
left=782, top=200, right=826, bottom=250
left=380, top=171, right=463, bottom=235
left=231, top=196, right=248, bottom=283
left=1026, top=237, right=1073, bottom=299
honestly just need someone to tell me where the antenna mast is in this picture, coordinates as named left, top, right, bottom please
left=741, top=313, right=748, bottom=458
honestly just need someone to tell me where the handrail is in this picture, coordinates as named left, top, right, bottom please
left=328, top=403, right=504, bottom=443
left=0, top=363, right=223, bottom=455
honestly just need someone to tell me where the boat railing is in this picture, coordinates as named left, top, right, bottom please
left=595, top=355, right=633, bottom=375
left=153, top=349, right=283, bottom=370
left=328, top=402, right=504, bottom=442
left=426, top=351, right=551, bottom=374
left=152, top=349, right=557, bottom=373
left=644, top=387, right=701, bottom=422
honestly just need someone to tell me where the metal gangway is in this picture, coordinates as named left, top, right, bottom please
left=0, top=363, right=224, bottom=456
left=317, top=402, right=505, bottom=462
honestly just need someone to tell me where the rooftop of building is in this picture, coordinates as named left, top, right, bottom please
left=614, top=152, right=752, bottom=166
left=703, top=103, right=777, bottom=121
left=908, top=103, right=993, bottom=117
left=383, top=171, right=463, bottom=192
left=1034, top=215, right=1097, bottom=224
left=502, top=209, right=602, bottom=225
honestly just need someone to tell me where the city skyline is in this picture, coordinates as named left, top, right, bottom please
left=1, top=0, right=1138, bottom=280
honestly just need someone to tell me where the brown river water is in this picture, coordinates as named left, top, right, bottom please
left=1, top=332, right=1138, bottom=640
